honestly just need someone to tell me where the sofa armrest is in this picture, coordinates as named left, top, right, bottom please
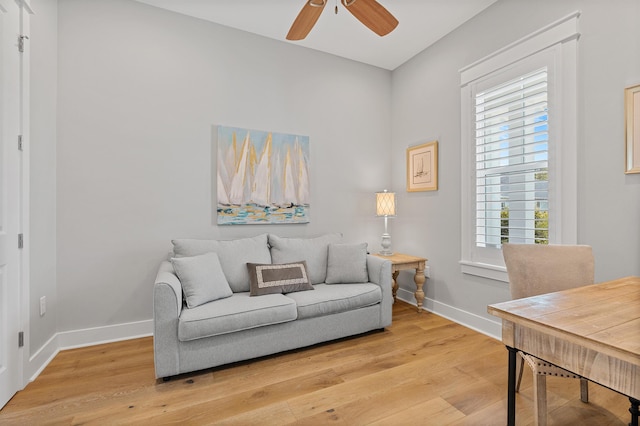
left=366, top=255, right=393, bottom=327
left=154, top=260, right=183, bottom=316
left=153, top=260, right=183, bottom=378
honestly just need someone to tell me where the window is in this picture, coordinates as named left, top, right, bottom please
left=460, top=12, right=579, bottom=281
left=475, top=68, right=549, bottom=248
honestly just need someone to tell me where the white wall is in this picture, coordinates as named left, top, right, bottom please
left=391, top=0, right=640, bottom=334
left=29, top=0, right=58, bottom=366
left=55, top=0, right=392, bottom=333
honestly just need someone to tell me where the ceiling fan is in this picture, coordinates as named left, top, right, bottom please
left=286, top=0, right=399, bottom=41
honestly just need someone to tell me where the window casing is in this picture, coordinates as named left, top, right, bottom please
left=460, top=12, right=579, bottom=282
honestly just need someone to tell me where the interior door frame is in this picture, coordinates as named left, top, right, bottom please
left=18, top=0, right=32, bottom=389
left=0, top=0, right=31, bottom=409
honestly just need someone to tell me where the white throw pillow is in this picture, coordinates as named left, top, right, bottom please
left=325, top=242, right=369, bottom=284
left=171, top=252, right=233, bottom=308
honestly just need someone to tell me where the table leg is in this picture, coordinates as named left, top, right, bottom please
left=630, top=397, right=639, bottom=426
left=391, top=270, right=399, bottom=303
left=507, top=346, right=517, bottom=426
left=414, top=262, right=425, bottom=312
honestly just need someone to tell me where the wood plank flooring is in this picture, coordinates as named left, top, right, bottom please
left=0, top=302, right=631, bottom=425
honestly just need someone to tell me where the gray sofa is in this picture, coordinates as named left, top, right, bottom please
left=153, top=233, right=393, bottom=380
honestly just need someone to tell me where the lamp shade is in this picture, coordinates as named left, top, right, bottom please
left=376, top=190, right=396, bottom=217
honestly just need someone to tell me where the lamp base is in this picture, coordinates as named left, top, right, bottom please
left=380, top=233, right=393, bottom=256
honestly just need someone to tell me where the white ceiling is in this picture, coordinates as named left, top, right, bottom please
left=134, top=0, right=497, bottom=70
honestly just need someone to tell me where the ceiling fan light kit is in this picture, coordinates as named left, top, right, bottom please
left=286, top=0, right=398, bottom=41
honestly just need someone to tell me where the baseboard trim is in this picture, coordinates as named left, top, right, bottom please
left=57, top=319, right=153, bottom=351
left=396, top=288, right=502, bottom=340
left=27, top=319, right=153, bottom=383
left=28, top=334, right=59, bottom=383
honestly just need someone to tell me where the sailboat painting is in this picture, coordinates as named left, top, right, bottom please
left=216, top=125, right=310, bottom=225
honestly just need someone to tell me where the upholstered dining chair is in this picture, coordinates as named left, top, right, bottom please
left=502, top=243, right=593, bottom=426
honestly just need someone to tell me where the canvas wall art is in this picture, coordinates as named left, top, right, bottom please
left=216, top=126, right=310, bottom=225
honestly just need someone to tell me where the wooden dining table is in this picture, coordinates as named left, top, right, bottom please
left=488, top=276, right=640, bottom=426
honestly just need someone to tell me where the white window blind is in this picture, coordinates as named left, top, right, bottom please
left=475, top=68, right=549, bottom=248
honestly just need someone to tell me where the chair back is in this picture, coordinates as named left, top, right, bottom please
left=502, top=244, right=594, bottom=300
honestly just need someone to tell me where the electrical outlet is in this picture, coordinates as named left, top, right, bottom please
left=40, top=296, right=46, bottom=316
left=424, top=265, right=431, bottom=278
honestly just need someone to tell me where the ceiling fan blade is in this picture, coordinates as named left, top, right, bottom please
left=341, top=0, right=398, bottom=37
left=287, top=0, right=327, bottom=41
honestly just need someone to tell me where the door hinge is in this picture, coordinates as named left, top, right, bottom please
left=18, top=135, right=23, bottom=151
left=18, top=35, right=28, bottom=53
left=18, top=233, right=24, bottom=249
left=18, top=331, right=24, bottom=348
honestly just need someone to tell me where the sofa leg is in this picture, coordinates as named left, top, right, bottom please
left=162, top=377, right=171, bottom=382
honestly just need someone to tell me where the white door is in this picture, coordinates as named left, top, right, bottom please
left=0, top=0, right=24, bottom=409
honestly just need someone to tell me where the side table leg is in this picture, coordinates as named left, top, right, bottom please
left=391, top=270, right=399, bottom=303
left=414, top=262, right=425, bottom=312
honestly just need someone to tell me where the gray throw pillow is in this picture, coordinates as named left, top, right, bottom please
left=171, top=252, right=233, bottom=308
left=172, top=234, right=271, bottom=292
left=325, top=242, right=369, bottom=284
left=268, top=233, right=342, bottom=284
left=247, top=261, right=314, bottom=296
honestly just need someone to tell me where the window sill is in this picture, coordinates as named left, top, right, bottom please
left=459, top=260, right=509, bottom=282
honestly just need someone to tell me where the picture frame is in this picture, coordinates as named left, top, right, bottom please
left=407, top=141, right=438, bottom=192
left=625, top=84, right=640, bottom=174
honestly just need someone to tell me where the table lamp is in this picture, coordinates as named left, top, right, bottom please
left=376, top=190, right=396, bottom=256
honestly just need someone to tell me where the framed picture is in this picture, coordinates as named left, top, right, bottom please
left=407, top=141, right=438, bottom=192
left=216, top=125, right=310, bottom=225
left=625, top=84, right=640, bottom=174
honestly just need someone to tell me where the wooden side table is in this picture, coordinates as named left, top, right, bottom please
left=373, top=253, right=427, bottom=312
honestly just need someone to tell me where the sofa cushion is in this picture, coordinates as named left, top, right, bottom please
left=178, top=292, right=297, bottom=341
left=172, top=234, right=271, bottom=293
left=268, top=233, right=342, bottom=284
left=285, top=283, right=382, bottom=320
left=325, top=243, right=369, bottom=284
left=247, top=261, right=314, bottom=296
left=170, top=252, right=233, bottom=308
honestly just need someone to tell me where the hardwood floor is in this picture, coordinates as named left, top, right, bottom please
left=0, top=302, right=631, bottom=425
